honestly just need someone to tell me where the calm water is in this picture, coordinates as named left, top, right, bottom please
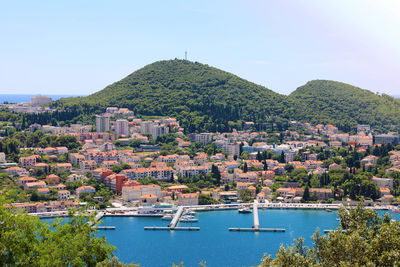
left=0, top=94, right=82, bottom=103
left=90, top=209, right=400, bottom=267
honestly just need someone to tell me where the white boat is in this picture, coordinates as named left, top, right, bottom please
left=184, top=209, right=196, bottom=215
left=238, top=207, right=252, bottom=214
left=180, top=215, right=199, bottom=222
left=161, top=215, right=174, bottom=220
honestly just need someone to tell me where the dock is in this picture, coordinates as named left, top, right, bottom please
left=229, top=200, right=286, bottom=233
left=94, top=226, right=116, bottom=230
left=253, top=201, right=259, bottom=230
left=144, top=227, right=200, bottom=231
left=324, top=229, right=346, bottom=233
left=170, top=206, right=184, bottom=229
left=88, top=211, right=104, bottom=227
left=229, top=228, right=285, bottom=232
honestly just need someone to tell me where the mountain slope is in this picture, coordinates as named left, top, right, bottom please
left=289, top=80, right=400, bottom=131
left=56, top=59, right=294, bottom=131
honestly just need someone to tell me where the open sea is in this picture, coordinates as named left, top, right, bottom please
left=42, top=209, right=400, bottom=267
left=0, top=94, right=82, bottom=103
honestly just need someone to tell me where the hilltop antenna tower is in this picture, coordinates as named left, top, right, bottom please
left=185, top=50, right=187, bottom=60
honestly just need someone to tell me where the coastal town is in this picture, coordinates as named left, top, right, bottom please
left=1, top=100, right=400, bottom=217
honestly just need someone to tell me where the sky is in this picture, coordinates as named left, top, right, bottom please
left=1, top=0, right=400, bottom=96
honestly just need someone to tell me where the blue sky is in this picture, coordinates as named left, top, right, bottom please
left=1, top=0, right=400, bottom=96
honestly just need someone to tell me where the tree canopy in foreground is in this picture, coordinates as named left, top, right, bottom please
left=259, top=205, right=400, bottom=267
left=1, top=198, right=400, bottom=266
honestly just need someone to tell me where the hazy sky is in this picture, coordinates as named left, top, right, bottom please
left=1, top=0, right=400, bottom=96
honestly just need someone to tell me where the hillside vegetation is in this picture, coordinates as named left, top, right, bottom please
left=289, top=80, right=400, bottom=132
left=54, top=60, right=400, bottom=133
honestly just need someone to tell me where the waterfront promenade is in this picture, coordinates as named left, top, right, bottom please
left=29, top=202, right=396, bottom=219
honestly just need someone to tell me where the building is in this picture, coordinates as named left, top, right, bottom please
left=115, top=119, right=129, bottom=136
left=0, top=152, right=5, bottom=162
left=58, top=190, right=71, bottom=200
left=30, top=95, right=52, bottom=106
left=96, top=114, right=110, bottom=133
left=76, top=186, right=96, bottom=197
left=55, top=163, right=72, bottom=172
left=46, top=174, right=60, bottom=185
left=372, top=177, right=393, bottom=189
left=122, top=185, right=161, bottom=202
left=357, top=125, right=371, bottom=134
left=19, top=155, right=37, bottom=168
left=374, top=134, right=400, bottom=145
left=309, top=188, right=333, bottom=200
left=121, top=167, right=173, bottom=180
left=189, top=133, right=213, bottom=145
left=139, top=194, right=160, bottom=205
left=178, top=193, right=199, bottom=206
left=16, top=176, right=38, bottom=186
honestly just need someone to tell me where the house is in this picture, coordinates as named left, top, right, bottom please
left=34, top=163, right=50, bottom=173
left=46, top=174, right=60, bottom=185
left=361, top=155, right=378, bottom=166
left=24, top=181, right=47, bottom=190
left=256, top=192, right=265, bottom=203
left=19, top=155, right=37, bottom=168
left=121, top=167, right=173, bottom=180
left=329, top=163, right=342, bottom=170
left=37, top=188, right=50, bottom=195
left=177, top=193, right=199, bottom=206
left=16, top=176, right=38, bottom=186
left=80, top=160, right=97, bottom=171
left=309, top=188, right=333, bottom=200
left=55, top=163, right=72, bottom=172
left=122, top=185, right=161, bottom=201
left=76, top=186, right=96, bottom=197
left=372, top=177, right=393, bottom=189
left=70, top=153, right=85, bottom=165
left=0, top=152, right=5, bottom=162
left=167, top=185, right=188, bottom=193
left=58, top=190, right=71, bottom=200
left=102, top=160, right=119, bottom=169
left=67, top=173, right=85, bottom=183
left=139, top=194, right=160, bottom=205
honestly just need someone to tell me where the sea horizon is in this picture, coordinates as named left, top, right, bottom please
left=0, top=94, right=85, bottom=103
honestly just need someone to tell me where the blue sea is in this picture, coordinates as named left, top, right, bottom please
left=43, top=209, right=400, bottom=267
left=0, top=94, right=82, bottom=103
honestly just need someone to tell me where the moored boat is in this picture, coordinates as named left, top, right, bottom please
left=238, top=207, right=252, bottom=213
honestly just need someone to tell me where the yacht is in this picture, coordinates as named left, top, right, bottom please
left=238, top=207, right=252, bottom=213
left=161, top=214, right=174, bottom=220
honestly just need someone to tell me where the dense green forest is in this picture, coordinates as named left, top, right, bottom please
left=289, top=80, right=400, bottom=133
left=46, top=59, right=400, bottom=133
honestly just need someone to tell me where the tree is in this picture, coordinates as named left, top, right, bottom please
left=259, top=205, right=400, bottom=267
left=0, top=199, right=114, bottom=266
left=198, top=194, right=217, bottom=205
left=211, top=164, right=221, bottom=186
left=243, top=162, right=248, bottom=173
left=302, top=186, right=310, bottom=202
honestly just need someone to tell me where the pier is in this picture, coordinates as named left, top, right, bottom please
left=229, top=200, right=286, bottom=232
left=253, top=201, right=259, bottom=230
left=229, top=228, right=285, bottom=232
left=170, top=206, right=184, bottom=229
left=94, top=226, right=116, bottom=230
left=144, top=206, right=201, bottom=231
left=144, top=227, right=200, bottom=231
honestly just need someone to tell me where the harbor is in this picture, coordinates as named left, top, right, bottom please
left=39, top=206, right=400, bottom=267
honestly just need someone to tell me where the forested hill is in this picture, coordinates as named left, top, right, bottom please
left=54, top=60, right=400, bottom=133
left=55, top=59, right=294, bottom=132
left=289, top=80, right=400, bottom=132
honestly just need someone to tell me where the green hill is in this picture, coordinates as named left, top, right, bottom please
left=54, top=60, right=400, bottom=133
left=289, top=80, right=400, bottom=132
left=55, top=59, right=293, bottom=132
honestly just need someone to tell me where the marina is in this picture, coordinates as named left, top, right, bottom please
left=41, top=207, right=400, bottom=267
